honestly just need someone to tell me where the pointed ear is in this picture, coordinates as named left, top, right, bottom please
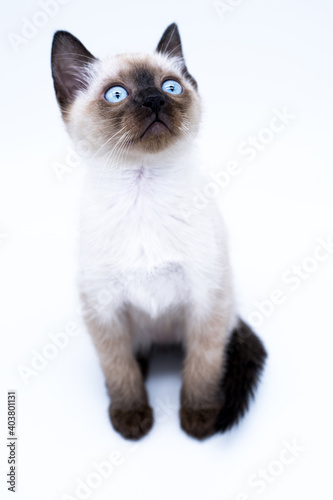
left=156, top=23, right=198, bottom=90
left=51, top=31, right=97, bottom=111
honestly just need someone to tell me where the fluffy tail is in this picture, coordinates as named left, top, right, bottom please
left=216, top=319, right=267, bottom=433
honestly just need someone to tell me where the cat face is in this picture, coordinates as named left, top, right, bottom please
left=51, top=24, right=201, bottom=162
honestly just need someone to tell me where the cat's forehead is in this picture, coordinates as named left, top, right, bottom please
left=99, top=52, right=184, bottom=86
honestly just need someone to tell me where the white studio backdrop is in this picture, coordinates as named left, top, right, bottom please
left=1, top=1, right=333, bottom=499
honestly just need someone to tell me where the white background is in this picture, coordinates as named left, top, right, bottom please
left=1, top=0, right=333, bottom=499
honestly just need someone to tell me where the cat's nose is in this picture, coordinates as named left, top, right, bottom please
left=142, top=95, right=165, bottom=115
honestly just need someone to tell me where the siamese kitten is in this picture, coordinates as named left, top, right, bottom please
left=51, top=23, right=266, bottom=440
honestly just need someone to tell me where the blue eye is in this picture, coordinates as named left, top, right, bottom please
left=104, top=86, right=128, bottom=103
left=161, top=80, right=183, bottom=95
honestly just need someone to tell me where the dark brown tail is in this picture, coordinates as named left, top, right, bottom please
left=216, top=319, right=267, bottom=433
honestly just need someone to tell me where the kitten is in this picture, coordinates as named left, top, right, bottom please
left=51, top=23, right=267, bottom=440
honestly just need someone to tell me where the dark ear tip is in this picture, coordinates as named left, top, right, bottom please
left=51, top=30, right=97, bottom=64
left=156, top=23, right=182, bottom=55
left=52, top=30, right=76, bottom=46
left=52, top=30, right=70, bottom=41
left=52, top=31, right=70, bottom=55
left=165, top=22, right=179, bottom=33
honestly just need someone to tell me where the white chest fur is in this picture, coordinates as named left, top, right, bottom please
left=78, top=155, right=230, bottom=324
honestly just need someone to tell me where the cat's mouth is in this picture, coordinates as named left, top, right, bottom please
left=140, top=118, right=170, bottom=139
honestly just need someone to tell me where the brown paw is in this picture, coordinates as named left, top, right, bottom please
left=109, top=405, right=153, bottom=440
left=180, top=406, right=220, bottom=440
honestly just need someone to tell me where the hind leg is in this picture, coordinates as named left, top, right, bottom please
left=180, top=309, right=231, bottom=440
left=180, top=316, right=266, bottom=439
left=135, top=350, right=151, bottom=380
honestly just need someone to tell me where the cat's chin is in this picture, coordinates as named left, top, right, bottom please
left=140, top=120, right=170, bottom=139
left=133, top=126, right=178, bottom=155
left=131, top=114, right=175, bottom=154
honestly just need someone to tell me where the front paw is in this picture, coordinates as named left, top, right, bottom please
left=109, top=404, right=153, bottom=440
left=180, top=406, right=220, bottom=440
